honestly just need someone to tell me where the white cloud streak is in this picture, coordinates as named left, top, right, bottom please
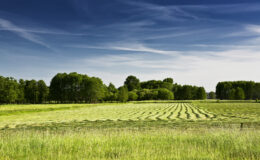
left=0, top=18, right=52, bottom=49
left=125, top=1, right=199, bottom=21
left=70, top=43, right=180, bottom=56
left=246, top=25, right=260, bottom=34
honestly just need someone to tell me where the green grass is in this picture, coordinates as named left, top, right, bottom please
left=0, top=129, right=260, bottom=160
left=0, top=101, right=260, bottom=159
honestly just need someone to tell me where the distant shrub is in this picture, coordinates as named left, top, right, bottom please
left=157, top=88, right=174, bottom=100
left=128, top=91, right=138, bottom=101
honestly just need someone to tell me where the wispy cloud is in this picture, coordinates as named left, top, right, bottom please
left=0, top=18, right=53, bottom=49
left=108, top=43, right=180, bottom=55
left=125, top=1, right=199, bottom=21
left=124, top=1, right=260, bottom=25
left=183, top=3, right=260, bottom=13
left=246, top=24, right=260, bottom=34
left=0, top=26, right=84, bottom=36
left=134, top=3, right=260, bottom=14
left=80, top=42, right=260, bottom=70
left=69, top=43, right=180, bottom=56
left=83, top=53, right=189, bottom=71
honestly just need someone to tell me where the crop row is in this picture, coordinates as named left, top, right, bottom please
left=82, top=103, right=219, bottom=121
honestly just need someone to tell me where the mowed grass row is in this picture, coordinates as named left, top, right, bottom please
left=0, top=102, right=260, bottom=129
left=198, top=103, right=260, bottom=121
left=0, top=129, right=260, bottom=160
left=0, top=103, right=227, bottom=129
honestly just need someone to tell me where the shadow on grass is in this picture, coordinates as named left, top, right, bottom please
left=2, top=119, right=260, bottom=132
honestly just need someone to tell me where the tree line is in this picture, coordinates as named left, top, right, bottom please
left=0, top=76, right=49, bottom=104
left=0, top=73, right=208, bottom=104
left=216, top=81, right=260, bottom=100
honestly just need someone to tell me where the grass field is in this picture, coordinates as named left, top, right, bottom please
left=0, top=102, right=260, bottom=159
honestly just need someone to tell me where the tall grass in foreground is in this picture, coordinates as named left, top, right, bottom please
left=0, top=129, right=259, bottom=160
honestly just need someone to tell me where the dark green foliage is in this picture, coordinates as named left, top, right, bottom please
left=163, top=78, right=174, bottom=84
left=208, top=91, right=216, bottom=99
left=83, top=77, right=105, bottom=103
left=253, top=83, right=260, bottom=100
left=157, top=88, right=174, bottom=100
left=174, top=85, right=207, bottom=100
left=50, top=73, right=105, bottom=103
left=141, top=80, right=163, bottom=89
left=175, top=85, right=192, bottom=100
left=216, top=81, right=260, bottom=100
left=107, top=83, right=117, bottom=93
left=196, top=87, right=207, bottom=100
left=17, top=79, right=25, bottom=103
left=141, top=79, right=173, bottom=91
left=49, top=73, right=64, bottom=102
left=0, top=76, right=48, bottom=104
left=118, top=86, right=128, bottom=102
left=38, top=80, right=49, bottom=103
left=228, top=88, right=236, bottom=100
left=124, top=75, right=140, bottom=91
left=161, top=81, right=173, bottom=91
left=235, top=87, right=245, bottom=100
left=24, top=80, right=39, bottom=104
left=128, top=91, right=138, bottom=101
left=0, top=76, right=19, bottom=103
left=137, top=89, right=158, bottom=100
left=66, top=72, right=82, bottom=102
left=105, top=83, right=118, bottom=101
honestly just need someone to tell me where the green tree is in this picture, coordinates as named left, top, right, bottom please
left=66, top=72, right=82, bottom=102
left=196, top=87, right=207, bottom=100
left=208, top=91, right=216, bottom=99
left=107, top=83, right=117, bottom=93
left=128, top=91, right=138, bottom=101
left=181, top=85, right=193, bottom=100
left=38, top=80, right=49, bottom=103
left=141, top=80, right=163, bottom=89
left=157, top=88, right=174, bottom=100
left=235, top=87, right=245, bottom=100
left=124, top=75, right=140, bottom=91
left=253, top=83, right=260, bottom=100
left=118, top=86, right=128, bottom=102
left=49, top=73, right=64, bottom=103
left=17, top=79, right=25, bottom=103
left=228, top=88, right=236, bottom=100
left=163, top=78, right=173, bottom=84
left=161, top=82, right=173, bottom=91
left=82, top=77, right=105, bottom=103
left=0, top=76, right=19, bottom=103
left=105, top=83, right=118, bottom=101
left=137, top=89, right=158, bottom=100
left=216, top=81, right=258, bottom=100
left=24, top=80, right=39, bottom=104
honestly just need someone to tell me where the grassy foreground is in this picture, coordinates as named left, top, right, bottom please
left=0, top=129, right=260, bottom=160
left=0, top=101, right=260, bottom=159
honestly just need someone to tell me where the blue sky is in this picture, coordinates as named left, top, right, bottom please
left=1, top=0, right=260, bottom=91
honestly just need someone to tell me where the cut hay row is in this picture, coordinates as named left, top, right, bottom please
left=0, top=103, right=224, bottom=128
left=185, top=104, right=197, bottom=120
left=156, top=104, right=176, bottom=120
left=79, top=103, right=219, bottom=121
left=166, top=104, right=180, bottom=120
left=191, top=104, right=216, bottom=119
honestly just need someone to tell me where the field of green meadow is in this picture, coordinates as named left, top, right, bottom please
left=0, top=101, right=260, bottom=159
